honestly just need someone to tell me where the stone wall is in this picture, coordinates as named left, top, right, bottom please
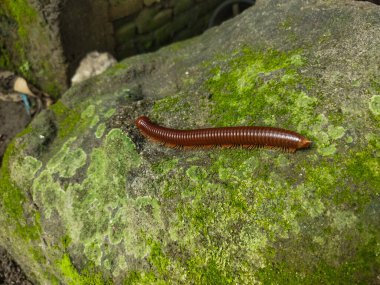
left=110, top=0, right=222, bottom=59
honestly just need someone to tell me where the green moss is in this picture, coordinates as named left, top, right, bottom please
left=152, top=95, right=181, bottom=115
left=47, top=138, right=87, bottom=178
left=1, top=0, right=65, bottom=97
left=256, top=215, right=380, bottom=284
left=50, top=101, right=102, bottom=140
left=3, top=0, right=38, bottom=39
left=58, top=254, right=83, bottom=284
left=56, top=108, right=80, bottom=136
left=58, top=254, right=109, bottom=285
left=279, top=17, right=293, bottom=30
left=152, top=93, right=200, bottom=125
left=45, top=81, right=62, bottom=98
left=318, top=144, right=337, bottom=156
left=347, top=150, right=380, bottom=191
left=206, top=48, right=314, bottom=128
left=3, top=42, right=379, bottom=284
left=0, top=134, right=41, bottom=240
left=90, top=115, right=100, bottom=128
left=104, top=108, right=116, bottom=119
left=187, top=254, right=235, bottom=285
left=82, top=105, right=96, bottom=119
left=0, top=143, right=28, bottom=233
left=203, top=48, right=350, bottom=156
left=104, top=62, right=129, bottom=77
left=62, top=235, right=72, bottom=249
left=50, top=101, right=81, bottom=139
left=147, top=240, right=171, bottom=278
left=123, top=271, right=165, bottom=285
left=10, top=155, right=42, bottom=189
left=144, top=145, right=378, bottom=283
left=369, top=95, right=380, bottom=117
left=29, top=128, right=152, bottom=277
left=95, top=123, right=106, bottom=139
left=138, top=47, right=380, bottom=283
left=186, top=165, right=208, bottom=182
left=150, top=159, right=179, bottom=199
left=2, top=0, right=37, bottom=78
left=0, top=128, right=51, bottom=281
left=33, top=169, right=65, bottom=219
left=327, top=125, right=345, bottom=140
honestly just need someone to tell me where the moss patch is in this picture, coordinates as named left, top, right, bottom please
left=136, top=47, right=380, bottom=283
left=1, top=0, right=65, bottom=97
left=2, top=29, right=379, bottom=285
left=1, top=0, right=37, bottom=77
left=0, top=129, right=40, bottom=240
left=369, top=95, right=380, bottom=117
left=0, top=129, right=49, bottom=282
left=47, top=138, right=87, bottom=178
left=207, top=48, right=315, bottom=131
left=29, top=128, right=159, bottom=278
left=95, top=123, right=106, bottom=139
left=2, top=0, right=38, bottom=39
left=57, top=254, right=108, bottom=285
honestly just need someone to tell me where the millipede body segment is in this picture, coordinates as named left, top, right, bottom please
left=135, top=116, right=311, bottom=152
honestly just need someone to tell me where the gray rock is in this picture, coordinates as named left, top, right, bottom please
left=109, top=0, right=144, bottom=20
left=1, top=1, right=379, bottom=284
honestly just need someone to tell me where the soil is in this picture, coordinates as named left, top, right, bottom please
left=0, top=101, right=33, bottom=285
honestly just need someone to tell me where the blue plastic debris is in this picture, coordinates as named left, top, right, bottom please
left=20, top=93, right=31, bottom=115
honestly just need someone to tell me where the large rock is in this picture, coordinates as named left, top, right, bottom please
left=1, top=0, right=379, bottom=283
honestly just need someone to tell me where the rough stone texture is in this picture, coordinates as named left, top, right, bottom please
left=0, top=0, right=114, bottom=97
left=0, top=246, right=33, bottom=285
left=108, top=0, right=223, bottom=65
left=173, top=0, right=194, bottom=15
left=154, top=9, right=173, bottom=28
left=144, top=0, right=160, bottom=7
left=135, top=6, right=162, bottom=34
left=115, top=23, right=137, bottom=45
left=109, top=0, right=143, bottom=20
left=0, top=101, right=31, bottom=164
left=0, top=0, right=223, bottom=94
left=1, top=0, right=380, bottom=284
left=0, top=0, right=68, bottom=97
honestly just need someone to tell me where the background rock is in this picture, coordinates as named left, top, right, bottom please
left=0, top=246, right=33, bottom=285
left=0, top=0, right=67, bottom=97
left=0, top=0, right=379, bottom=284
left=0, top=0, right=227, bottom=97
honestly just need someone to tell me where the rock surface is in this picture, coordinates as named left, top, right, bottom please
left=0, top=0, right=223, bottom=95
left=0, top=246, right=33, bottom=285
left=0, top=0, right=68, bottom=97
left=0, top=0, right=379, bottom=284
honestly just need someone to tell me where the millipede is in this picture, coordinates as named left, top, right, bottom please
left=135, top=116, right=311, bottom=152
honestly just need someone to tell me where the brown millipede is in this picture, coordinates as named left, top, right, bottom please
left=135, top=116, right=311, bottom=152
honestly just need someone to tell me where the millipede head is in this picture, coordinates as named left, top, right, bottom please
left=297, top=138, right=312, bottom=150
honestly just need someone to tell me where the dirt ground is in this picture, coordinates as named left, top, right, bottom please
left=0, top=101, right=33, bottom=284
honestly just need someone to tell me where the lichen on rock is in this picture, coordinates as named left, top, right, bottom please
left=0, top=0, right=379, bottom=284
